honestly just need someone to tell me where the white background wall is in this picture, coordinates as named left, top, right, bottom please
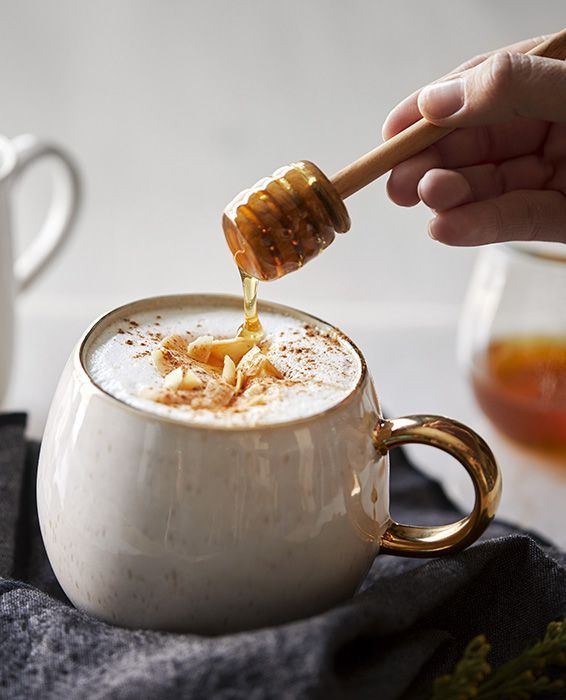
left=2, top=0, right=563, bottom=324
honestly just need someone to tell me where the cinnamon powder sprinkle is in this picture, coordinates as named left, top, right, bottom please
left=140, top=321, right=355, bottom=415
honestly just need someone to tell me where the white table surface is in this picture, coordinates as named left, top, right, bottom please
left=4, top=294, right=565, bottom=549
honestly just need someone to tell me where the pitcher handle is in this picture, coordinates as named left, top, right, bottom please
left=12, top=134, right=81, bottom=293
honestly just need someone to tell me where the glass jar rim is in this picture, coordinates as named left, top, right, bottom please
left=505, top=241, right=566, bottom=264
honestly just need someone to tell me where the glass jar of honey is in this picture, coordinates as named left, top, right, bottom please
left=459, top=243, right=566, bottom=458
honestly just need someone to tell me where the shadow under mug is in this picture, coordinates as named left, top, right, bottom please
left=0, top=133, right=81, bottom=402
left=37, top=294, right=501, bottom=634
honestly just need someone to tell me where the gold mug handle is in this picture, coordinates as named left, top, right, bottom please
left=373, top=415, right=502, bottom=557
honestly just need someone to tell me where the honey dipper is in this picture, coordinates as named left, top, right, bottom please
left=223, top=29, right=566, bottom=281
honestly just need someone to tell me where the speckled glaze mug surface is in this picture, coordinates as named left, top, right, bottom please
left=37, top=295, right=501, bottom=634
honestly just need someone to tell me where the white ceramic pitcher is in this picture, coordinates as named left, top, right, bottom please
left=0, top=133, right=80, bottom=402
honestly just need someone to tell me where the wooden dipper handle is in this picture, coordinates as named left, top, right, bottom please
left=331, top=29, right=566, bottom=200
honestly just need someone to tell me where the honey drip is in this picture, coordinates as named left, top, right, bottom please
left=471, top=335, right=566, bottom=456
left=239, top=271, right=263, bottom=341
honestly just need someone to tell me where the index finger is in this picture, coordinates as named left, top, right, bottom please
left=381, top=35, right=547, bottom=140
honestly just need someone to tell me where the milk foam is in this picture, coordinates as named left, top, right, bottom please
left=84, top=300, right=362, bottom=427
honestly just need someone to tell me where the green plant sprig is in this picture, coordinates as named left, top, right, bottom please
left=431, top=619, right=566, bottom=700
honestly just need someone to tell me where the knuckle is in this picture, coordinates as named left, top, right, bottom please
left=520, top=193, right=544, bottom=241
left=484, top=52, right=517, bottom=96
left=472, top=52, right=533, bottom=118
left=490, top=192, right=545, bottom=243
left=489, top=199, right=506, bottom=241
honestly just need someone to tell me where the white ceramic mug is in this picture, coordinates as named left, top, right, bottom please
left=37, top=295, right=501, bottom=635
left=0, top=133, right=80, bottom=402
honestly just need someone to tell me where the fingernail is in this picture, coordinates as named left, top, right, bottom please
left=419, top=78, right=464, bottom=119
left=428, top=218, right=439, bottom=240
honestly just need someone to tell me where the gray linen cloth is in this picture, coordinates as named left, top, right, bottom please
left=1, top=413, right=565, bottom=699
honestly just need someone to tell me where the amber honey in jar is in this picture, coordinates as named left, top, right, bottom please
left=471, top=336, right=566, bottom=453
left=459, top=243, right=566, bottom=458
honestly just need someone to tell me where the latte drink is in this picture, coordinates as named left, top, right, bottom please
left=85, top=298, right=362, bottom=428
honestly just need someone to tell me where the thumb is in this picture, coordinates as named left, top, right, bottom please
left=417, top=52, right=566, bottom=126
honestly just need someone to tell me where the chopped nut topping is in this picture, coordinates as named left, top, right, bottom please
left=152, top=335, right=192, bottom=375
left=187, top=335, right=214, bottom=363
left=237, top=346, right=283, bottom=385
left=241, top=383, right=266, bottom=406
left=147, top=331, right=286, bottom=411
left=180, top=368, right=202, bottom=390
left=163, top=367, right=183, bottom=390
left=188, top=335, right=255, bottom=366
left=163, top=366, right=202, bottom=391
left=222, top=355, right=237, bottom=385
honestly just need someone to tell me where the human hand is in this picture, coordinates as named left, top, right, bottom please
left=383, top=36, right=566, bottom=245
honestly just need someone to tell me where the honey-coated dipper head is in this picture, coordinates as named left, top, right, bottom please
left=222, top=161, right=350, bottom=281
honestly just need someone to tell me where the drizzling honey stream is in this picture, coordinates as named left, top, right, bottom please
left=239, top=271, right=263, bottom=341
